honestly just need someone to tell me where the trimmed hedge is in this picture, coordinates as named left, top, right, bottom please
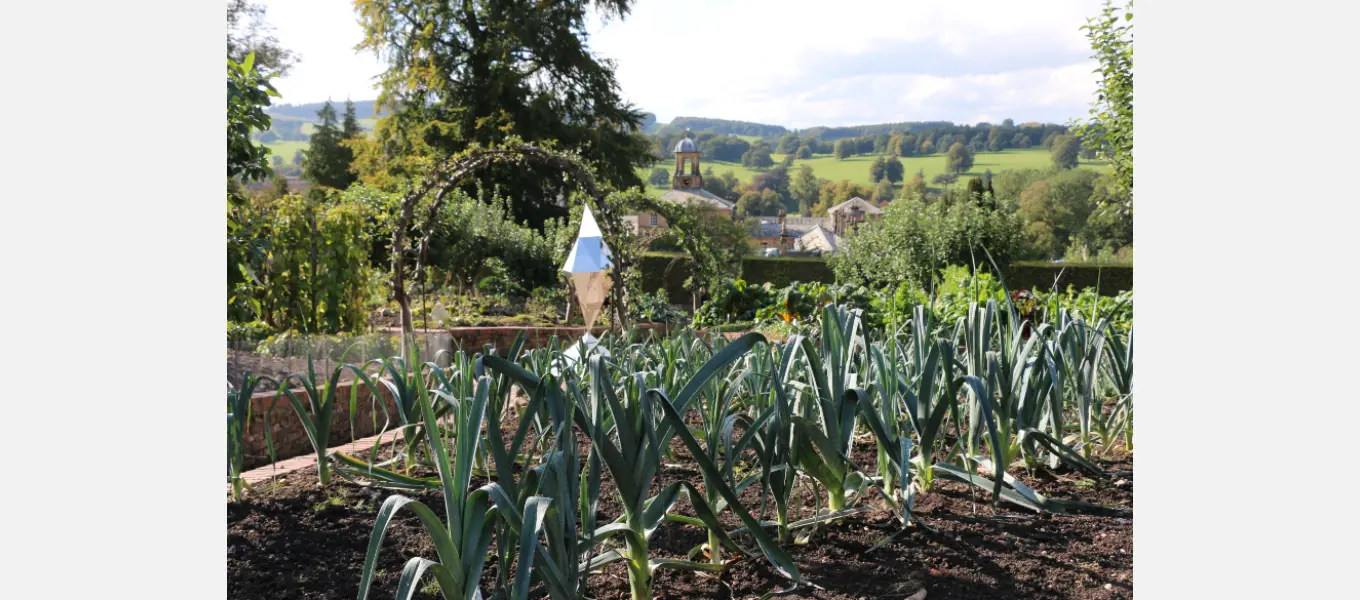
left=1004, top=262, right=1132, bottom=296
left=639, top=253, right=1131, bottom=303
left=640, top=254, right=835, bottom=304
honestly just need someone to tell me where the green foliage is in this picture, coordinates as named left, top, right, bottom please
left=789, top=165, right=819, bottom=215
left=229, top=190, right=377, bottom=333
left=741, top=146, right=774, bottom=169
left=1016, top=168, right=1102, bottom=257
left=945, top=142, right=974, bottom=174
left=1005, top=261, right=1132, bottom=297
left=647, top=167, right=670, bottom=187
left=628, top=290, right=687, bottom=324
left=647, top=201, right=750, bottom=301
left=699, top=136, right=751, bottom=163
left=834, top=139, right=854, bottom=160
left=1050, top=135, right=1082, bottom=170
left=752, top=281, right=875, bottom=327
left=1072, top=0, right=1133, bottom=211
left=228, top=320, right=275, bottom=344
left=735, top=188, right=782, bottom=217
left=872, top=178, right=895, bottom=203
left=901, top=171, right=927, bottom=200
left=227, top=53, right=279, bottom=182
left=227, top=1, right=297, bottom=76
left=302, top=101, right=358, bottom=190
left=354, top=0, right=652, bottom=229
left=427, top=189, right=566, bottom=295
left=832, top=196, right=1025, bottom=290
left=692, top=280, right=774, bottom=328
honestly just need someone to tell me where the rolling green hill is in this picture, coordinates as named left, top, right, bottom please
left=636, top=148, right=1110, bottom=192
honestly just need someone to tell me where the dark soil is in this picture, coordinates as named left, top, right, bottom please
left=228, top=425, right=1132, bottom=600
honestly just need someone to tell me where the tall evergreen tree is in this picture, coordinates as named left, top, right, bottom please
left=355, top=0, right=652, bottom=229
left=302, top=101, right=355, bottom=189
left=342, top=99, right=362, bottom=140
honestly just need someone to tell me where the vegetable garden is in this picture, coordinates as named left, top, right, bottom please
left=228, top=291, right=1133, bottom=600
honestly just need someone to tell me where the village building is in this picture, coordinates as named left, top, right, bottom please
left=626, top=137, right=882, bottom=258
left=825, top=196, right=884, bottom=236
left=628, top=136, right=735, bottom=236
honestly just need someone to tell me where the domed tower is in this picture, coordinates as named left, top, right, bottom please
left=672, top=133, right=704, bottom=189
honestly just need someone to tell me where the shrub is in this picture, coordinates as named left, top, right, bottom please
left=629, top=290, right=688, bottom=324
left=832, top=196, right=1025, bottom=291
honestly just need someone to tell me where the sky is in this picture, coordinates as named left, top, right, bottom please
left=257, top=0, right=1103, bottom=128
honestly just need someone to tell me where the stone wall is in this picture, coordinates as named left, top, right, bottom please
left=240, top=380, right=399, bottom=470
left=386, top=323, right=675, bottom=355
left=239, top=323, right=674, bottom=470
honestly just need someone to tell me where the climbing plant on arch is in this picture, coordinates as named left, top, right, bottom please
left=386, top=138, right=710, bottom=356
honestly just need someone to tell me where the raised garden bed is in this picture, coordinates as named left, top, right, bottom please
left=228, top=426, right=1132, bottom=600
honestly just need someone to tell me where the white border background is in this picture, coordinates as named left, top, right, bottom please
left=1, top=1, right=1358, bottom=597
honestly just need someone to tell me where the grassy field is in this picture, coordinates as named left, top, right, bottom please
left=636, top=148, right=1110, bottom=192
left=263, top=140, right=309, bottom=165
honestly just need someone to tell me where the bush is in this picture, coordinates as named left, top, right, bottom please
left=692, top=280, right=774, bottom=328
left=832, top=196, right=1025, bottom=290
left=228, top=320, right=275, bottom=346
left=629, top=290, right=688, bottom=324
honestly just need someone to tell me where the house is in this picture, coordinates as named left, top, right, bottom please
left=747, top=213, right=841, bottom=256
left=632, top=136, right=736, bottom=235
left=794, top=225, right=839, bottom=254
left=825, top=196, right=883, bottom=236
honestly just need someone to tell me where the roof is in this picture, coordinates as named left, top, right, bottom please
left=750, top=216, right=833, bottom=238
left=793, top=225, right=839, bottom=254
left=826, top=196, right=883, bottom=215
left=659, top=188, right=735, bottom=211
left=673, top=138, right=699, bottom=153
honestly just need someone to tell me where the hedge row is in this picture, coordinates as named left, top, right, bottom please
left=640, top=253, right=1131, bottom=303
left=1004, top=262, right=1133, bottom=296
left=639, top=254, right=835, bottom=304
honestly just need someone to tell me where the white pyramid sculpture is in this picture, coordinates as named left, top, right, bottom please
left=559, top=205, right=613, bottom=372
left=562, top=205, right=613, bottom=330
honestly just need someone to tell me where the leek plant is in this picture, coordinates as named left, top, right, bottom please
left=356, top=374, right=570, bottom=600
left=276, top=347, right=383, bottom=486
left=745, top=342, right=800, bottom=542
left=652, top=332, right=774, bottom=565
left=860, top=339, right=915, bottom=522
left=567, top=356, right=740, bottom=600
left=785, top=306, right=870, bottom=513
left=227, top=371, right=260, bottom=501
left=1103, top=324, right=1134, bottom=451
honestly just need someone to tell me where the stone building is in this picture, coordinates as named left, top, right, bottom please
left=826, top=196, right=883, bottom=236
left=747, top=213, right=840, bottom=255
left=628, top=136, right=735, bottom=236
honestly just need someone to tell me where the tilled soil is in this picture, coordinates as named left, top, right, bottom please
left=228, top=428, right=1132, bottom=600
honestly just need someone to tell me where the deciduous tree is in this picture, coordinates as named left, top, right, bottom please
left=945, top=142, right=974, bottom=174
left=1050, top=134, right=1081, bottom=169
left=1072, top=0, right=1133, bottom=211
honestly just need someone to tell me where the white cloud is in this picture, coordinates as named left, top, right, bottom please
left=586, top=0, right=1104, bottom=126
left=260, top=0, right=1104, bottom=126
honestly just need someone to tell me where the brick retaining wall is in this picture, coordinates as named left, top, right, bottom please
left=238, top=323, right=675, bottom=469
left=240, top=380, right=399, bottom=470
left=384, top=323, right=675, bottom=355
